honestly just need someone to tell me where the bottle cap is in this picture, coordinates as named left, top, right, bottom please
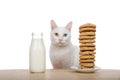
left=32, top=32, right=43, bottom=39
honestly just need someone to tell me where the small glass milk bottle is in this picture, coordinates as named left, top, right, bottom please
left=29, top=32, right=46, bottom=73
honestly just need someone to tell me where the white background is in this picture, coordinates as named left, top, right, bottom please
left=0, top=0, right=120, bottom=69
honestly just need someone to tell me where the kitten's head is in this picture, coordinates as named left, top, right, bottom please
left=50, top=20, right=72, bottom=47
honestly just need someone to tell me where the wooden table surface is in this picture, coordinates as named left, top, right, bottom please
left=0, top=69, right=120, bottom=80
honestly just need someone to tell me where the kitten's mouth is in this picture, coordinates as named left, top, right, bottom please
left=58, top=42, right=63, bottom=44
left=58, top=42, right=64, bottom=46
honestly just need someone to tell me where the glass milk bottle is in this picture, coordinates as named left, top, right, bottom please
left=29, top=32, right=46, bottom=73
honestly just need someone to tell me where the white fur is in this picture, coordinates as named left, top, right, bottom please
left=49, top=20, right=79, bottom=69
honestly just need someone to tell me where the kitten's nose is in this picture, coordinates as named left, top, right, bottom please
left=59, top=38, right=63, bottom=42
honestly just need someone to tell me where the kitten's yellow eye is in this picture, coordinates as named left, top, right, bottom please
left=54, top=33, right=58, bottom=36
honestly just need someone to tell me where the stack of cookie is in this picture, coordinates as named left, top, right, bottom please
left=79, top=23, right=96, bottom=69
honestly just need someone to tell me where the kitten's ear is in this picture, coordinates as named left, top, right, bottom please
left=66, top=21, right=72, bottom=32
left=51, top=20, right=57, bottom=30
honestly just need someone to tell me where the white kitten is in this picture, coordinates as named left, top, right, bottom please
left=49, top=20, right=80, bottom=69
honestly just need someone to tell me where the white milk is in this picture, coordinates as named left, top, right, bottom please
left=29, top=33, right=46, bottom=72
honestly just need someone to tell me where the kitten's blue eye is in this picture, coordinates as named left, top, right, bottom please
left=63, top=33, right=67, bottom=37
